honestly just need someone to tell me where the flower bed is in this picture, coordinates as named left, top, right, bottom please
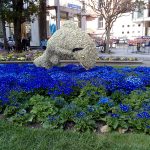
left=0, top=51, right=140, bottom=62
left=0, top=64, right=150, bottom=133
left=0, top=51, right=43, bottom=61
left=98, top=56, right=139, bottom=61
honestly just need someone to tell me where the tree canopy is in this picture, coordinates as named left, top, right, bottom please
left=0, top=0, right=43, bottom=51
left=81, top=0, right=146, bottom=53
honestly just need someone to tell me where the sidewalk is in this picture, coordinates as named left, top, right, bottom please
left=98, top=46, right=150, bottom=66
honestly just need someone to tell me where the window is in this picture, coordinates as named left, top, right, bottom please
left=127, top=31, right=129, bottom=34
left=137, top=10, right=144, bottom=18
left=122, top=32, right=124, bottom=34
left=138, top=24, right=141, bottom=27
left=138, top=31, right=140, bottom=33
left=127, top=25, right=130, bottom=27
left=122, top=25, right=124, bottom=27
left=98, top=17, right=103, bottom=28
left=132, top=31, right=135, bottom=33
left=133, top=24, right=135, bottom=27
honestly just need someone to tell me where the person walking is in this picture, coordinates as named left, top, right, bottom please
left=26, top=36, right=31, bottom=51
left=40, top=38, right=47, bottom=50
left=22, top=37, right=27, bottom=51
left=8, top=37, right=15, bottom=52
left=137, top=42, right=141, bottom=52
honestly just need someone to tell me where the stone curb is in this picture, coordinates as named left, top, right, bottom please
left=0, top=60, right=143, bottom=66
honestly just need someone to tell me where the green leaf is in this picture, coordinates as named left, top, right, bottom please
left=113, top=120, right=119, bottom=129
left=42, top=122, right=50, bottom=129
left=27, top=115, right=34, bottom=122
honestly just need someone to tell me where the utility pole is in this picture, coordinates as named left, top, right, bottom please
left=55, top=0, right=60, bottom=30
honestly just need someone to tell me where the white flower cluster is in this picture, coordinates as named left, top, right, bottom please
left=34, top=21, right=98, bottom=69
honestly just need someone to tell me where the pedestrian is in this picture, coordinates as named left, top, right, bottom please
left=8, top=37, right=15, bottom=52
left=26, top=36, right=31, bottom=51
left=40, top=38, right=47, bottom=50
left=22, top=37, right=27, bottom=51
left=137, top=42, right=141, bottom=52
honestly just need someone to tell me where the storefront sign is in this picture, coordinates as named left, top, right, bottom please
left=68, top=3, right=81, bottom=10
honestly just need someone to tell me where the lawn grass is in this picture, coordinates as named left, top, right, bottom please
left=0, top=121, right=150, bottom=150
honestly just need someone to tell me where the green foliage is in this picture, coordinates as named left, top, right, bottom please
left=8, top=90, right=32, bottom=104
left=111, top=90, right=127, bottom=103
left=73, top=116, right=96, bottom=132
left=4, top=94, right=58, bottom=126
left=106, top=115, right=129, bottom=130
left=29, top=95, right=58, bottom=122
left=4, top=105, right=19, bottom=117
left=73, top=85, right=106, bottom=107
left=3, top=85, right=150, bottom=134
left=106, top=89, right=150, bottom=133
left=0, top=0, right=40, bottom=23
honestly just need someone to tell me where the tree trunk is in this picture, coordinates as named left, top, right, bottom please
left=12, top=0, right=23, bottom=52
left=39, top=0, right=47, bottom=41
left=13, top=18, right=22, bottom=52
left=105, top=26, right=111, bottom=53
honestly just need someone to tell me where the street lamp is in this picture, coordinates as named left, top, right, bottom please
left=55, top=0, right=60, bottom=30
left=80, top=0, right=86, bottom=31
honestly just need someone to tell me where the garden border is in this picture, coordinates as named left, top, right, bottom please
left=0, top=60, right=143, bottom=66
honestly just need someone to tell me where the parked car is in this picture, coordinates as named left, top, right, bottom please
left=112, top=39, right=119, bottom=44
left=118, top=39, right=128, bottom=44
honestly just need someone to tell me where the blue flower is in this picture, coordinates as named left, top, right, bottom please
left=48, top=115, right=59, bottom=123
left=111, top=113, right=120, bottom=118
left=98, top=97, right=109, bottom=105
left=146, top=124, right=150, bottom=128
left=75, top=111, right=86, bottom=118
left=1, top=64, right=150, bottom=106
left=87, top=105, right=95, bottom=112
left=136, top=111, right=150, bottom=119
left=120, top=104, right=130, bottom=112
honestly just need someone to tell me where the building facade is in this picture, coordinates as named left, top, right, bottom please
left=4, top=0, right=150, bottom=46
left=86, top=0, right=150, bottom=40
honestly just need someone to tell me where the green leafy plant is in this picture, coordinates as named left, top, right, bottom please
left=73, top=116, right=96, bottom=132
left=4, top=94, right=58, bottom=126
left=73, top=84, right=106, bottom=107
left=29, top=95, right=58, bottom=122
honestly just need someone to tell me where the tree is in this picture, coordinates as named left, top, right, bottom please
left=82, top=0, right=141, bottom=53
left=0, top=0, right=10, bottom=50
left=0, top=0, right=40, bottom=52
left=39, top=0, right=47, bottom=40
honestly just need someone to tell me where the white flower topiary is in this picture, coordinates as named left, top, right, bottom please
left=34, top=20, right=98, bottom=69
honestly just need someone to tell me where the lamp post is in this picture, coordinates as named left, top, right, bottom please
left=55, top=0, right=60, bottom=30
left=80, top=0, right=86, bottom=31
